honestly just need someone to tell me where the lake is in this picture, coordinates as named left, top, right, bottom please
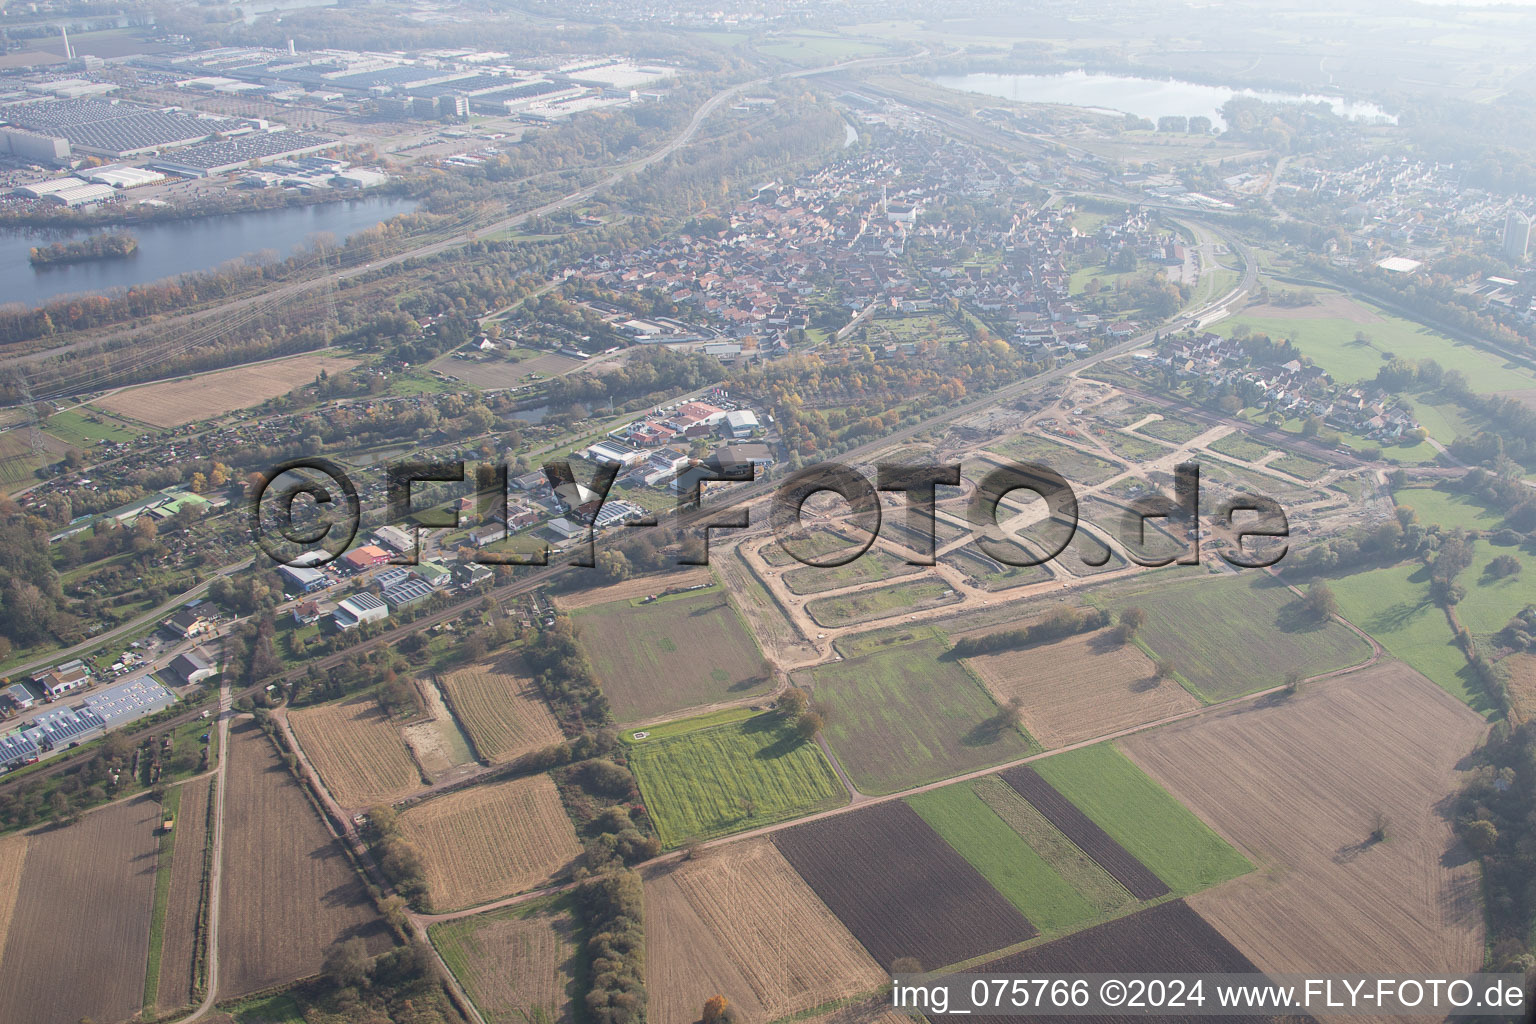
left=928, top=70, right=1396, bottom=130
left=0, top=195, right=419, bottom=308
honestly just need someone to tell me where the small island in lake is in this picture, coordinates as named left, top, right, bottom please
left=29, top=232, right=139, bottom=267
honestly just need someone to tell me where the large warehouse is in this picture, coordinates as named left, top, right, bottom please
left=0, top=97, right=254, bottom=158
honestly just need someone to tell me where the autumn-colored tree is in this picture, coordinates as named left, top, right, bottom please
left=702, top=995, right=729, bottom=1024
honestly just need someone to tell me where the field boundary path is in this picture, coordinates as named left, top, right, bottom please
left=171, top=675, right=232, bottom=1024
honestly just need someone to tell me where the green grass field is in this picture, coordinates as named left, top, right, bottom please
left=1326, top=563, right=1492, bottom=711
left=429, top=895, right=582, bottom=1024
left=1101, top=572, right=1373, bottom=702
left=1207, top=432, right=1273, bottom=462
left=43, top=408, right=145, bottom=446
left=1456, top=542, right=1536, bottom=639
left=1135, top=414, right=1204, bottom=444
left=1270, top=452, right=1329, bottom=480
left=804, top=577, right=961, bottom=628
left=1393, top=486, right=1505, bottom=533
left=575, top=589, right=768, bottom=723
left=628, top=712, right=845, bottom=846
left=1033, top=743, right=1252, bottom=896
left=813, top=638, right=1035, bottom=794
left=907, top=782, right=1097, bottom=935
left=988, top=436, right=1121, bottom=486
left=781, top=546, right=921, bottom=595
left=1094, top=429, right=1168, bottom=464
left=0, top=429, right=44, bottom=491
left=1213, top=301, right=1536, bottom=394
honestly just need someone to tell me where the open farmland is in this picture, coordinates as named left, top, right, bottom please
left=999, top=765, right=1169, bottom=900
left=1393, top=486, right=1504, bottom=533
left=963, top=630, right=1199, bottom=748
left=397, top=774, right=581, bottom=910
left=772, top=799, right=1036, bottom=971
left=289, top=698, right=424, bottom=808
left=1102, top=572, right=1372, bottom=701
left=0, top=833, right=25, bottom=956
left=645, top=838, right=884, bottom=1024
left=156, top=776, right=213, bottom=1013
left=1029, top=744, right=1252, bottom=897
left=812, top=638, right=1034, bottom=794
left=629, top=713, right=844, bottom=847
left=981, top=901, right=1282, bottom=1024
left=907, top=782, right=1098, bottom=935
left=431, top=897, right=582, bottom=1024
left=1123, top=662, right=1488, bottom=975
left=1327, top=563, right=1490, bottom=710
left=218, top=720, right=391, bottom=997
left=1452, top=541, right=1536, bottom=638
left=1500, top=651, right=1536, bottom=723
left=0, top=795, right=160, bottom=1024
left=94, top=352, right=360, bottom=427
left=575, top=589, right=768, bottom=723
left=439, top=656, right=564, bottom=764
left=971, top=776, right=1135, bottom=916
left=804, top=577, right=962, bottom=628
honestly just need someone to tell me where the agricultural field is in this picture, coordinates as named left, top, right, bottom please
left=1029, top=744, right=1253, bottom=897
left=1393, top=486, right=1505, bottom=532
left=94, top=352, right=360, bottom=427
left=1123, top=662, right=1488, bottom=974
left=0, top=428, right=45, bottom=491
left=804, top=577, right=962, bottom=628
left=552, top=567, right=713, bottom=611
left=812, top=638, right=1034, bottom=794
left=575, top=590, right=768, bottom=723
left=397, top=774, right=581, bottom=910
left=1500, top=651, right=1536, bottom=723
left=1212, top=297, right=1536, bottom=394
left=971, top=776, right=1136, bottom=917
left=772, top=800, right=1036, bottom=971
left=907, top=783, right=1098, bottom=935
left=629, top=713, right=844, bottom=847
left=645, top=838, right=883, bottom=1024
left=963, top=629, right=1199, bottom=748
left=0, top=833, right=25, bottom=956
left=988, top=436, right=1121, bottom=487
left=982, top=899, right=1265, bottom=984
left=1101, top=571, right=1373, bottom=702
left=42, top=406, right=145, bottom=446
left=0, top=795, right=160, bottom=1024
left=430, top=896, right=582, bottom=1024
left=439, top=656, right=564, bottom=764
left=156, top=776, right=212, bottom=1013
left=289, top=697, right=424, bottom=808
left=780, top=546, right=922, bottom=595
left=1326, top=564, right=1491, bottom=711
left=218, top=721, right=391, bottom=998
left=437, top=352, right=583, bottom=390
left=1001, top=765, right=1168, bottom=900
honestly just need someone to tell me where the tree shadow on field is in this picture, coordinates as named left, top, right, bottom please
left=1362, top=596, right=1433, bottom=635
left=1129, top=673, right=1164, bottom=694
left=961, top=714, right=1013, bottom=747
left=753, top=731, right=806, bottom=760
left=1276, top=599, right=1330, bottom=635
left=1086, top=630, right=1123, bottom=655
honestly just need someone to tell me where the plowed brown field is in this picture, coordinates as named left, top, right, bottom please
left=0, top=832, right=26, bottom=956
left=219, top=720, right=391, bottom=997
left=157, top=775, right=213, bottom=1012
left=646, top=839, right=884, bottom=1024
left=440, top=656, right=563, bottom=763
left=290, top=698, right=423, bottom=808
left=397, top=774, right=580, bottom=911
left=1122, top=662, right=1487, bottom=974
left=95, top=353, right=360, bottom=426
left=964, top=630, right=1198, bottom=748
left=0, top=795, right=160, bottom=1024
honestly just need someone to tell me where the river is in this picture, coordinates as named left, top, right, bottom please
left=928, top=70, right=1395, bottom=130
left=0, top=195, right=419, bottom=308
